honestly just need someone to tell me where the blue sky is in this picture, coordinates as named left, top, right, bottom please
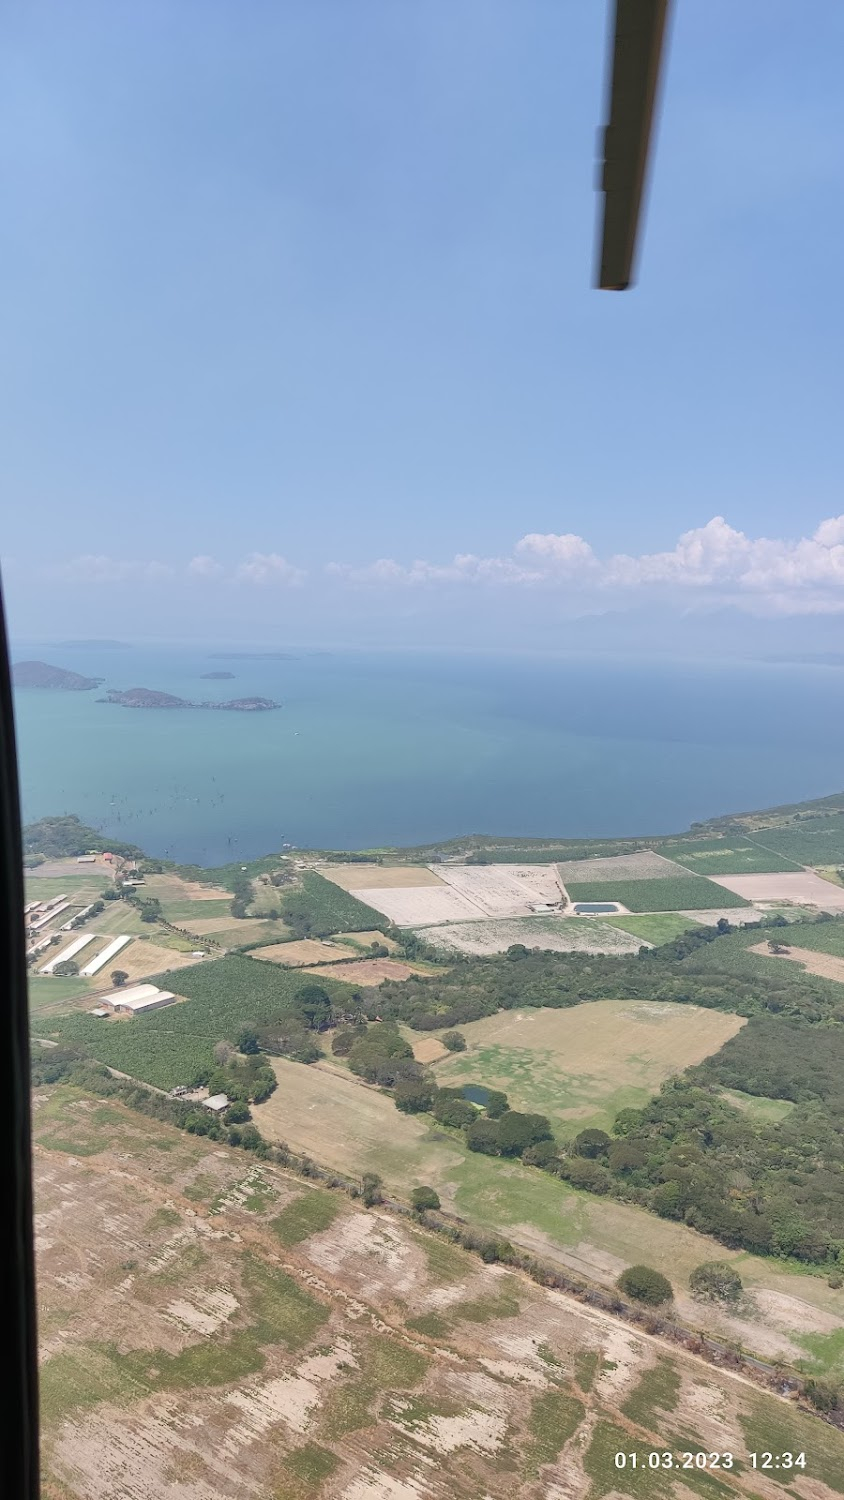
left=3, top=1, right=844, bottom=647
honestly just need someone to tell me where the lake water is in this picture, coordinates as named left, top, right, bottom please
left=573, top=902, right=622, bottom=914
left=11, top=643, right=844, bottom=866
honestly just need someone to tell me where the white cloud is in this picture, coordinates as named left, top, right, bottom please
left=187, top=554, right=224, bottom=579
left=234, top=552, right=306, bottom=586
left=53, top=554, right=174, bottom=583
left=327, top=513, right=844, bottom=615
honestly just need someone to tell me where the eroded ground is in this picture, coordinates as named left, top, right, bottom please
left=35, top=1084, right=844, bottom=1500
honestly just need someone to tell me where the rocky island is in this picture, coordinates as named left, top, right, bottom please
left=99, top=687, right=280, bottom=711
left=200, top=671, right=236, bottom=680
left=13, top=660, right=103, bottom=691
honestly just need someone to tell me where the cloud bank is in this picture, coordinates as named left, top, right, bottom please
left=45, top=515, right=844, bottom=616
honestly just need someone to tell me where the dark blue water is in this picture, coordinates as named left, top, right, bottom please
left=11, top=644, right=844, bottom=865
left=573, top=902, right=622, bottom=914
left=461, top=1085, right=491, bottom=1106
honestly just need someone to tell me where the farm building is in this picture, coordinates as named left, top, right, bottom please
left=90, top=1008, right=110, bottom=1018
left=76, top=855, right=97, bottom=864
left=40, top=933, right=98, bottom=974
left=113, top=989, right=176, bottom=1014
left=203, top=1094, right=229, bottom=1112
left=29, top=903, right=72, bottom=930
left=80, top=934, right=131, bottom=976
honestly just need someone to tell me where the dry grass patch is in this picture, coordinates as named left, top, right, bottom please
left=419, top=915, right=642, bottom=956
left=334, top=929, right=401, bottom=953
left=412, top=1037, right=449, bottom=1064
left=301, top=958, right=426, bottom=984
left=317, top=864, right=445, bottom=891
left=254, top=939, right=348, bottom=966
left=144, top=873, right=234, bottom=903
left=93, top=939, right=202, bottom=984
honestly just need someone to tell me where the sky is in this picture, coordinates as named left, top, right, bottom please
left=3, top=0, right=844, bottom=650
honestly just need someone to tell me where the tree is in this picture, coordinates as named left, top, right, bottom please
left=506, top=943, right=528, bottom=960
left=411, top=1186, right=440, bottom=1212
left=361, top=1172, right=383, bottom=1207
left=432, top=1094, right=477, bottom=1129
left=53, top=960, right=79, bottom=977
left=689, top=1261, right=743, bottom=1304
left=111, top=970, right=129, bottom=988
left=612, top=1108, right=645, bottom=1136
left=608, top=1140, right=647, bottom=1174
left=485, top=1090, right=509, bottom=1119
left=497, top=1111, right=553, bottom=1157
left=237, top=1025, right=261, bottom=1055
left=616, top=1265, right=673, bottom=1306
left=226, top=1100, right=251, bottom=1124
left=466, top=1118, right=500, bottom=1155
left=295, top=983, right=332, bottom=1031
left=441, top=1030, right=467, bottom=1053
left=559, top=1157, right=611, bottom=1192
left=332, top=1024, right=367, bottom=1056
left=573, top=1128, right=611, bottom=1159
left=522, top=1139, right=559, bottom=1168
left=804, top=1378, right=841, bottom=1414
left=214, top=1040, right=235, bottom=1066
left=394, top=1079, right=436, bottom=1114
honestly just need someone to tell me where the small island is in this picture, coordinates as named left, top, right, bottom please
left=200, top=671, right=236, bottom=680
left=99, top=687, right=280, bottom=711
left=13, top=660, right=103, bottom=691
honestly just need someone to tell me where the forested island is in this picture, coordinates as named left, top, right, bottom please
left=99, top=687, right=279, bottom=710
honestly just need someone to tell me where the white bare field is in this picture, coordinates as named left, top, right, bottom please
left=431, top=863, right=563, bottom=916
left=352, top=884, right=487, bottom=926
left=710, top=871, right=844, bottom=909
left=316, top=864, right=445, bottom=890
left=416, top=915, right=643, bottom=957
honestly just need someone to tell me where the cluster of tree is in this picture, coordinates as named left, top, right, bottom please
left=204, top=1038, right=277, bottom=1105
left=240, top=984, right=360, bottom=1067
left=22, top=814, right=142, bottom=860
left=229, top=870, right=254, bottom=919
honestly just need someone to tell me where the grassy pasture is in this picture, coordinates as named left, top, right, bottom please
left=565, top=876, right=750, bottom=912
left=758, top=916, right=844, bottom=957
left=430, top=1000, right=744, bottom=1136
left=718, top=1088, right=795, bottom=1123
left=603, top=912, right=703, bottom=944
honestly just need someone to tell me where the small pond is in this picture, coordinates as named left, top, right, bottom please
left=461, top=1084, right=491, bottom=1106
left=573, top=902, right=621, bottom=914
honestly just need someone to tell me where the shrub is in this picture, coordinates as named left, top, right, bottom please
left=497, top=1110, right=553, bottom=1157
left=616, top=1265, right=673, bottom=1306
left=237, top=1026, right=260, bottom=1055
left=485, top=1090, right=509, bottom=1119
left=411, top=1186, right=441, bottom=1212
left=804, top=1378, right=841, bottom=1413
left=522, top=1139, right=559, bottom=1169
left=608, top=1140, right=647, bottom=1173
left=466, top=1118, right=501, bottom=1155
left=441, top=1030, right=467, bottom=1052
left=394, top=1079, right=436, bottom=1114
left=559, top=1157, right=611, bottom=1192
left=432, top=1093, right=477, bottom=1129
left=53, top=960, right=79, bottom=977
left=689, top=1261, right=743, bottom=1304
left=226, top=1100, right=251, bottom=1125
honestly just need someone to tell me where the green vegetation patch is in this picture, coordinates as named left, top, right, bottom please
left=282, top=872, right=388, bottom=938
left=740, top=1393, right=844, bottom=1493
left=406, top=1312, right=451, bottom=1339
left=450, top=1284, right=521, bottom=1323
left=566, top=877, right=750, bottom=913
left=40, top=1344, right=144, bottom=1426
left=51, top=955, right=354, bottom=1090
left=622, top=1360, right=681, bottom=1427
left=319, top=1333, right=428, bottom=1438
left=574, top=1348, right=601, bottom=1391
left=660, top=839, right=801, bottom=875
left=524, top=1390, right=584, bottom=1474
left=717, top=1088, right=795, bottom=1123
left=270, top=1189, right=340, bottom=1246
left=276, top=1443, right=339, bottom=1499
left=742, top=811, right=844, bottom=866
left=603, top=913, right=703, bottom=944
left=796, top=1326, right=844, bottom=1379
left=408, top=1229, right=474, bottom=1286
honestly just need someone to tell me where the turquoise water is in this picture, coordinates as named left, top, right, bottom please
left=573, top=902, right=622, bottom=914
left=11, top=644, right=844, bottom=865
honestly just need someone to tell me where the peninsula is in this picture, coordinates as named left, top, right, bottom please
left=13, top=660, right=103, bottom=691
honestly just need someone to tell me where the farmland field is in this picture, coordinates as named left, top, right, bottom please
left=178, top=916, right=292, bottom=944
left=36, top=1085, right=844, bottom=1500
left=29, top=975, right=96, bottom=1016
left=254, top=1057, right=844, bottom=1365
left=660, top=839, right=802, bottom=875
left=417, top=914, right=643, bottom=956
left=751, top=916, right=844, bottom=957
left=555, top=850, right=689, bottom=882
left=602, top=912, right=703, bottom=944
left=283, top=871, right=391, bottom=935
left=352, top=883, right=488, bottom=926
left=301, top=957, right=427, bottom=983
left=750, top=942, right=844, bottom=984
left=564, top=875, right=750, bottom=912
left=710, top=870, right=844, bottom=909
left=253, top=938, right=350, bottom=966
left=317, top=863, right=444, bottom=890
left=49, top=955, right=356, bottom=1089
left=432, top=863, right=563, bottom=916
left=429, top=1000, right=745, bottom=1136
left=740, top=811, right=844, bottom=865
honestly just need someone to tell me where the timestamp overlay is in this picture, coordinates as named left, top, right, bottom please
left=614, top=1449, right=809, bottom=1474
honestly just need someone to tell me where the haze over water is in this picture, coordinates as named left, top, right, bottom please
left=12, top=644, right=844, bottom=867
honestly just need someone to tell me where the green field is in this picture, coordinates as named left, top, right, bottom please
left=566, top=876, right=750, bottom=913
left=282, top=871, right=390, bottom=937
left=603, top=912, right=703, bottom=944
left=29, top=975, right=96, bottom=1015
left=718, top=1087, right=795, bottom=1123
left=760, top=917, right=844, bottom=958
left=158, top=898, right=233, bottom=923
left=660, top=839, right=802, bottom=875
left=741, top=812, right=844, bottom=865
left=49, top=955, right=356, bottom=1089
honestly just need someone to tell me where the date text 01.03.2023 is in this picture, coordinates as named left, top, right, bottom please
left=613, top=1452, right=807, bottom=1472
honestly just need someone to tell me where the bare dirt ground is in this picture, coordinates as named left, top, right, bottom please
left=144, top=874, right=235, bottom=903
left=431, top=864, right=563, bottom=917
left=417, top=915, right=642, bottom=957
left=301, top=958, right=428, bottom=984
left=34, top=1084, right=844, bottom=1500
left=254, top=938, right=350, bottom=966
left=317, top=865, right=445, bottom=891
left=679, top=906, right=767, bottom=927
left=711, top=871, right=844, bottom=909
left=554, top=850, right=690, bottom=882
left=335, top=930, right=401, bottom=953
left=352, top=885, right=491, bottom=926
left=750, top=942, right=844, bottom=983
left=411, top=1037, right=450, bottom=1064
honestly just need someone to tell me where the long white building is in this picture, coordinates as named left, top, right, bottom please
left=80, top=934, right=132, bottom=977
left=40, top=933, right=98, bottom=974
